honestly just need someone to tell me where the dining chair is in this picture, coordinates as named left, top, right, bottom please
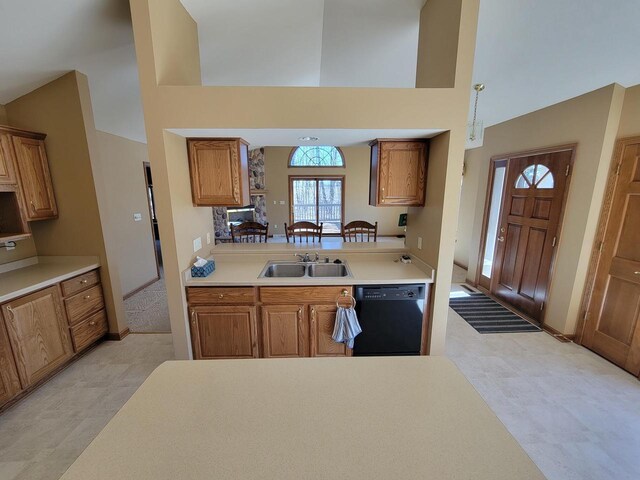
left=285, top=221, right=323, bottom=243
left=231, top=222, right=269, bottom=243
left=341, top=221, right=378, bottom=242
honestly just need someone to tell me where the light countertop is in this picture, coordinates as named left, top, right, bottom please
left=211, top=237, right=408, bottom=254
left=184, top=252, right=434, bottom=287
left=0, top=256, right=100, bottom=303
left=60, top=357, right=544, bottom=480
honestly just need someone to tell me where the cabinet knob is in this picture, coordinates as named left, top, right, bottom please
left=89, top=321, right=96, bottom=326
left=84, top=295, right=91, bottom=300
left=80, top=279, right=88, bottom=284
left=219, top=294, right=224, bottom=299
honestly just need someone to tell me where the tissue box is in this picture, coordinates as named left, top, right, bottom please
left=191, top=260, right=215, bottom=278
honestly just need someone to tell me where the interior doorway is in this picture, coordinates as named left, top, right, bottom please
left=144, top=162, right=162, bottom=272
left=578, top=136, right=640, bottom=376
left=476, top=145, right=575, bottom=324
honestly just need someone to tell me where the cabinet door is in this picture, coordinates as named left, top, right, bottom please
left=0, top=134, right=18, bottom=185
left=378, top=141, right=427, bottom=206
left=0, top=317, right=22, bottom=407
left=190, top=306, right=258, bottom=359
left=2, top=286, right=73, bottom=387
left=310, top=304, right=352, bottom=357
left=261, top=304, right=308, bottom=358
left=187, top=139, right=250, bottom=207
left=12, top=136, right=58, bottom=220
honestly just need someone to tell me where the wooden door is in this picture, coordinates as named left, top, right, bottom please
left=309, top=304, right=352, bottom=357
left=492, top=149, right=573, bottom=321
left=377, top=141, right=427, bottom=206
left=12, top=136, right=57, bottom=220
left=261, top=304, right=308, bottom=358
left=0, top=317, right=22, bottom=406
left=187, top=139, right=250, bottom=207
left=189, top=306, right=258, bottom=359
left=581, top=139, right=640, bottom=375
left=2, top=286, right=73, bottom=387
left=0, top=134, right=18, bottom=185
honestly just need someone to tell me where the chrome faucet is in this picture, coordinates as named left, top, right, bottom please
left=294, top=252, right=319, bottom=263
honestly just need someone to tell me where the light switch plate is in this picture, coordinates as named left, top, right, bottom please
left=193, top=236, right=202, bottom=252
left=417, top=237, right=423, bottom=250
left=279, top=200, right=285, bottom=205
left=133, top=213, right=142, bottom=222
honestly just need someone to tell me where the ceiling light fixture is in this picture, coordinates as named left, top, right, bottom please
left=468, top=83, right=485, bottom=142
left=298, top=136, right=319, bottom=142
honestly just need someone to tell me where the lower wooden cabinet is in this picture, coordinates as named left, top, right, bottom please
left=0, top=319, right=21, bottom=406
left=310, top=304, right=352, bottom=357
left=190, top=305, right=259, bottom=359
left=1, top=286, right=73, bottom=388
left=261, top=304, right=308, bottom=358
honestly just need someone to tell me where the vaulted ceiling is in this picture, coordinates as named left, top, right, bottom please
left=0, top=1, right=638, bottom=145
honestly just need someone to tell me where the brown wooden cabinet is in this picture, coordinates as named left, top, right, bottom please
left=261, top=304, right=308, bottom=358
left=12, top=135, right=57, bottom=220
left=0, top=318, right=21, bottom=407
left=187, top=138, right=250, bottom=207
left=369, top=139, right=428, bottom=206
left=0, top=134, right=18, bottom=185
left=1, top=286, right=73, bottom=388
left=310, top=304, right=352, bottom=357
left=189, top=305, right=259, bottom=359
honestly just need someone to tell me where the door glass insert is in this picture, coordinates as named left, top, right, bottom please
left=515, top=164, right=554, bottom=189
left=482, top=166, right=506, bottom=278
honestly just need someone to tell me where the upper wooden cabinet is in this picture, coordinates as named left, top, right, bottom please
left=369, top=139, right=428, bottom=206
left=12, top=135, right=58, bottom=220
left=0, top=134, right=18, bottom=185
left=2, top=286, right=73, bottom=388
left=187, top=138, right=251, bottom=207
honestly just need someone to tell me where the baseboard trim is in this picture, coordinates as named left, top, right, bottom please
left=106, top=328, right=130, bottom=341
left=541, top=323, right=574, bottom=343
left=453, top=261, right=468, bottom=270
left=123, top=276, right=161, bottom=300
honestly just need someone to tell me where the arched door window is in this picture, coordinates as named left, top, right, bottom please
left=289, top=146, right=345, bottom=167
left=515, top=164, right=554, bottom=189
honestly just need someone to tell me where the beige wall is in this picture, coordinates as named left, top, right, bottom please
left=457, top=84, right=625, bottom=335
left=95, top=131, right=159, bottom=296
left=618, top=85, right=640, bottom=138
left=0, top=104, right=7, bottom=124
left=129, top=0, right=479, bottom=358
left=5, top=71, right=128, bottom=335
left=263, top=146, right=407, bottom=237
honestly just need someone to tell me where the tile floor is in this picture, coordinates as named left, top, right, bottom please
left=1, top=270, right=638, bottom=480
left=0, top=334, right=174, bottom=480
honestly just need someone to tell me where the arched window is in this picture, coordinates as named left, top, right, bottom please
left=289, top=146, right=345, bottom=167
left=515, top=164, right=554, bottom=189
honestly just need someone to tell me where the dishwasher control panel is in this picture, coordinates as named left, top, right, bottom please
left=357, top=285, right=425, bottom=301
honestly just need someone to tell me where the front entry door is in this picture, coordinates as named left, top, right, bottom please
left=491, top=149, right=573, bottom=321
left=581, top=139, right=640, bottom=375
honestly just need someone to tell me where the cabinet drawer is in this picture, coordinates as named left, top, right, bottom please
left=187, top=287, right=256, bottom=305
left=65, top=285, right=104, bottom=325
left=71, top=310, right=108, bottom=353
left=260, top=286, right=352, bottom=304
left=61, top=270, right=100, bottom=297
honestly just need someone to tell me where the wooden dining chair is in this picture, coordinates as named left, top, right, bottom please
left=341, top=221, right=378, bottom=242
left=285, top=221, right=323, bottom=243
left=231, top=222, right=269, bottom=243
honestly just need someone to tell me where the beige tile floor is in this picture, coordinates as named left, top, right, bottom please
left=0, top=334, right=174, bottom=480
left=1, top=271, right=638, bottom=480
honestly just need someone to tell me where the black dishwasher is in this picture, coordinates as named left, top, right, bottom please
left=353, top=284, right=425, bottom=356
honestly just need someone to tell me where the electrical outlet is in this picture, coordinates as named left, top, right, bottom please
left=279, top=200, right=285, bottom=205
left=417, top=237, right=423, bottom=250
left=273, top=200, right=277, bottom=205
left=133, top=213, right=142, bottom=221
left=206, top=232, right=211, bottom=244
left=193, top=236, right=202, bottom=252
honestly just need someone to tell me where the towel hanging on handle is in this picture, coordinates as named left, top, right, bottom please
left=332, top=306, right=362, bottom=349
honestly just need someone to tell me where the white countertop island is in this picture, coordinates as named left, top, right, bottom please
left=60, top=357, right=544, bottom=480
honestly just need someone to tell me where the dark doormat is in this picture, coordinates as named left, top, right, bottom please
left=449, top=292, right=542, bottom=334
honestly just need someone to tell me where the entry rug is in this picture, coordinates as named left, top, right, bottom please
left=449, top=292, right=542, bottom=334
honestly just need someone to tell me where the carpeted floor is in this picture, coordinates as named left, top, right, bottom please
left=124, top=276, right=171, bottom=333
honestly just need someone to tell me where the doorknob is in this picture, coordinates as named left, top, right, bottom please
left=498, top=236, right=505, bottom=242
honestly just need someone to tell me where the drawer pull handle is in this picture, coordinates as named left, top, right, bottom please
left=6, top=306, right=14, bottom=320
left=84, top=295, right=91, bottom=300
left=80, top=279, right=88, bottom=284
left=89, top=321, right=96, bottom=326
left=219, top=294, right=224, bottom=299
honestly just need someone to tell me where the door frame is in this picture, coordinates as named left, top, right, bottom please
left=475, top=143, right=576, bottom=326
left=575, top=135, right=640, bottom=344
left=288, top=175, right=345, bottom=236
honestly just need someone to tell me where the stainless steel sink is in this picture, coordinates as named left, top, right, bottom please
left=261, top=263, right=306, bottom=278
left=258, top=260, right=352, bottom=278
left=307, top=263, right=350, bottom=277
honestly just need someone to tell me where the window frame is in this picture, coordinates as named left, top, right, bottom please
left=288, top=175, right=345, bottom=236
left=288, top=146, right=346, bottom=168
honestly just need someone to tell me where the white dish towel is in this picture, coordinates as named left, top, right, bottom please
left=332, top=306, right=362, bottom=349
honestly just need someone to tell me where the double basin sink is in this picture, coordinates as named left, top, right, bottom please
left=259, top=260, right=352, bottom=278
